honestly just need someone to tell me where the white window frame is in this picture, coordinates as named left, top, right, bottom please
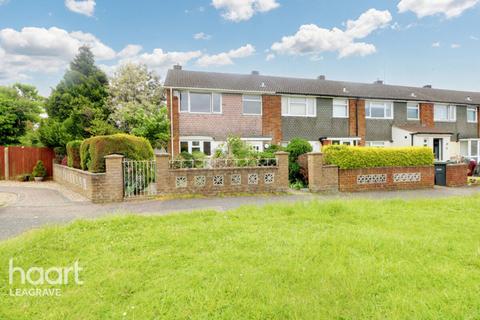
left=434, top=104, right=456, bottom=122
left=179, top=91, right=222, bottom=114
left=366, top=141, right=386, bottom=148
left=460, top=139, right=480, bottom=163
left=282, top=96, right=317, bottom=117
left=332, top=98, right=349, bottom=118
left=467, top=106, right=478, bottom=123
left=242, top=95, right=263, bottom=116
left=365, top=100, right=394, bottom=119
left=329, top=137, right=360, bottom=146
left=180, top=138, right=213, bottom=155
left=407, top=103, right=420, bottom=120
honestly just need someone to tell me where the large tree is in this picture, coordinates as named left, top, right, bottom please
left=0, top=83, right=43, bottom=145
left=108, top=63, right=169, bottom=149
left=43, top=46, right=113, bottom=143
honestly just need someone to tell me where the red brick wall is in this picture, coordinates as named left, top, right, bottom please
left=178, top=94, right=262, bottom=141
left=420, top=103, right=434, bottom=128
left=262, top=95, right=282, bottom=144
left=338, top=166, right=434, bottom=192
left=348, top=99, right=366, bottom=146
left=446, top=164, right=468, bottom=187
left=166, top=90, right=180, bottom=156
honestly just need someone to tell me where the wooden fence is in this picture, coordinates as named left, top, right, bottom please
left=1, top=146, right=55, bottom=180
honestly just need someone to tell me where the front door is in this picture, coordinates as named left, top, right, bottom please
left=433, top=138, right=443, bottom=161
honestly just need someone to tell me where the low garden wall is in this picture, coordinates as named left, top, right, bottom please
left=155, top=152, right=289, bottom=196
left=446, top=163, right=468, bottom=187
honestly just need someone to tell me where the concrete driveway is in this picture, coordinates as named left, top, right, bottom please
left=0, top=181, right=479, bottom=241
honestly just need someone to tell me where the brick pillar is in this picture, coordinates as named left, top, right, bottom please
left=275, top=151, right=289, bottom=191
left=420, top=103, right=434, bottom=128
left=155, top=153, right=171, bottom=194
left=348, top=99, right=366, bottom=146
left=262, top=95, right=282, bottom=144
left=104, top=154, right=124, bottom=202
left=166, top=90, right=180, bottom=157
left=307, top=152, right=339, bottom=192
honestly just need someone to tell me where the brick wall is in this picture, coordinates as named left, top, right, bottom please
left=446, top=163, right=468, bottom=187
left=348, top=99, right=366, bottom=145
left=304, top=153, right=338, bottom=192
left=178, top=93, right=262, bottom=142
left=262, top=95, right=282, bottom=144
left=420, top=103, right=434, bottom=128
left=338, top=166, right=434, bottom=192
left=166, top=90, right=180, bottom=156
left=156, top=152, right=289, bottom=195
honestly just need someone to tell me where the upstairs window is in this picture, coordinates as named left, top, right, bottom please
left=434, top=104, right=456, bottom=122
left=467, top=106, right=478, bottom=123
left=407, top=103, right=419, bottom=120
left=281, top=96, right=316, bottom=117
left=332, top=99, right=349, bottom=118
left=242, top=95, right=262, bottom=115
left=366, top=101, right=393, bottom=119
left=179, top=91, right=222, bottom=114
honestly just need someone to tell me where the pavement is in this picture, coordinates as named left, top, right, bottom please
left=0, top=181, right=479, bottom=241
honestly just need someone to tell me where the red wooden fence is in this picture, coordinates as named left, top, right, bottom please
left=1, top=146, right=55, bottom=180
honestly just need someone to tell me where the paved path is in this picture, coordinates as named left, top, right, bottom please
left=0, top=182, right=479, bottom=241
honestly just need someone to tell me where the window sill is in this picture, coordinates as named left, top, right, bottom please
left=282, top=114, right=317, bottom=118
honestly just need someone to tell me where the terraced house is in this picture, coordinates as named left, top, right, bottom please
left=164, top=66, right=480, bottom=163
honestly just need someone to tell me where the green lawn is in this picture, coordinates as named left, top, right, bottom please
left=1, top=196, right=480, bottom=319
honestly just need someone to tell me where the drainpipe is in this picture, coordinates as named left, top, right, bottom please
left=169, top=88, right=174, bottom=160
left=355, top=98, right=360, bottom=138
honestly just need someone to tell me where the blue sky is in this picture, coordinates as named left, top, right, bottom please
left=0, top=0, right=479, bottom=96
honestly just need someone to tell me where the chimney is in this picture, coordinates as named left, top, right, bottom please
left=374, top=80, right=384, bottom=85
left=423, top=84, right=432, bottom=89
left=318, top=75, right=326, bottom=80
left=173, top=64, right=182, bottom=70
left=251, top=70, right=260, bottom=75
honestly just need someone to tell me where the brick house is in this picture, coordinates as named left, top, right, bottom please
left=164, top=66, right=480, bottom=162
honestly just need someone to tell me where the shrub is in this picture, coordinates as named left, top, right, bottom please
left=32, top=160, right=47, bottom=178
left=286, top=138, right=313, bottom=183
left=323, top=145, right=434, bottom=169
left=66, top=140, right=83, bottom=169
left=80, top=134, right=154, bottom=173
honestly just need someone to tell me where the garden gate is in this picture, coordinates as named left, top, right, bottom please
left=123, top=159, right=157, bottom=199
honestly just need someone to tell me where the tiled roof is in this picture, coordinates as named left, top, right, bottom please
left=164, top=69, right=480, bottom=105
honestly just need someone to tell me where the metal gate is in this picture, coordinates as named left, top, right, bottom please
left=123, top=159, right=157, bottom=199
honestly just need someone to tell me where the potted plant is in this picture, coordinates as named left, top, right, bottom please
left=32, top=160, right=47, bottom=182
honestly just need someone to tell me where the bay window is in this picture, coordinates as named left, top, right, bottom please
left=242, top=95, right=262, bottom=115
left=407, top=103, right=419, bottom=120
left=282, top=96, right=316, bottom=117
left=179, top=91, right=222, bottom=114
left=332, top=99, right=349, bottom=118
left=366, top=101, right=393, bottom=119
left=434, top=104, right=456, bottom=122
left=467, top=106, right=478, bottom=123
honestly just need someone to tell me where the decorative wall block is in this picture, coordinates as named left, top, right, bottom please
left=393, top=173, right=421, bottom=183
left=194, top=176, right=206, bottom=187
left=231, top=174, right=241, bottom=185
left=213, top=175, right=224, bottom=186
left=264, top=173, right=275, bottom=184
left=357, top=174, right=387, bottom=185
left=175, top=176, right=187, bottom=188
left=248, top=173, right=259, bottom=185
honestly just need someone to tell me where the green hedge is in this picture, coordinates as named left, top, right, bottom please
left=80, top=134, right=154, bottom=173
left=323, top=145, right=434, bottom=169
left=66, top=140, right=83, bottom=169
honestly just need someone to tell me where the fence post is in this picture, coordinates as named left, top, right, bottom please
left=104, top=154, right=124, bottom=202
left=4, top=147, right=9, bottom=180
left=155, top=153, right=171, bottom=194
left=275, top=151, right=289, bottom=191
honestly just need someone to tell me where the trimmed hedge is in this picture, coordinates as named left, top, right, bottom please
left=80, top=134, right=154, bottom=173
left=66, top=140, right=83, bottom=169
left=323, top=145, right=434, bottom=169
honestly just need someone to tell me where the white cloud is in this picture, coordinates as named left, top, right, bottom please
left=470, top=35, right=479, bottom=40
left=117, top=44, right=143, bottom=58
left=398, top=0, right=479, bottom=18
left=212, top=0, right=280, bottom=22
left=271, top=8, right=391, bottom=59
left=196, top=44, right=255, bottom=66
left=194, top=32, right=212, bottom=40
left=266, top=53, right=275, bottom=61
left=451, top=43, right=461, bottom=48
left=65, top=0, right=96, bottom=17
left=432, top=42, right=441, bottom=47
